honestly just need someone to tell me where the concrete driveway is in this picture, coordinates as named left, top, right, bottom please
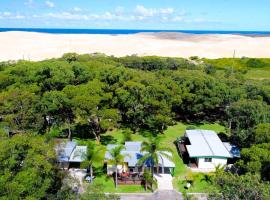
left=154, top=174, right=174, bottom=190
left=120, top=190, right=183, bottom=200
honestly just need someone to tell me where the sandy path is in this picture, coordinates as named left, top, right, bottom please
left=0, top=31, right=270, bottom=61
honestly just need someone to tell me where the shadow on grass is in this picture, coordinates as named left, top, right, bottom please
left=100, top=135, right=117, bottom=145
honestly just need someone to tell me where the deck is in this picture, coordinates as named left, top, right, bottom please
left=117, top=172, right=144, bottom=185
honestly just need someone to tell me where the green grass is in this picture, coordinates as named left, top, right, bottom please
left=245, top=68, right=270, bottom=80
left=177, top=172, right=217, bottom=193
left=101, top=122, right=224, bottom=193
left=93, top=175, right=148, bottom=193
left=203, top=58, right=270, bottom=80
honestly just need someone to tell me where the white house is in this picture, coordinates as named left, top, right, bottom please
left=178, top=130, right=240, bottom=171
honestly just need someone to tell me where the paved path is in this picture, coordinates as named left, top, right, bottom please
left=120, top=190, right=183, bottom=200
left=154, top=174, right=174, bottom=190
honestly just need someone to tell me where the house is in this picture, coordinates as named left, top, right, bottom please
left=105, top=141, right=175, bottom=175
left=178, top=130, right=240, bottom=171
left=56, top=141, right=87, bottom=169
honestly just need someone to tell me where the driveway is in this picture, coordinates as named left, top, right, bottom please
left=154, top=174, right=174, bottom=190
left=120, top=190, right=183, bottom=200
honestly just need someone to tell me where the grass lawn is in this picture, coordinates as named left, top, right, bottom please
left=245, top=68, right=270, bottom=80
left=101, top=122, right=224, bottom=193
left=177, top=172, right=217, bottom=193
left=92, top=175, right=148, bottom=193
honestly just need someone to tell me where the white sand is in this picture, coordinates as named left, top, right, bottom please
left=0, top=31, right=270, bottom=61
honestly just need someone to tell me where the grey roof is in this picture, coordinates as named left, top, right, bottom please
left=69, top=146, right=87, bottom=162
left=125, top=142, right=142, bottom=151
left=185, top=130, right=232, bottom=158
left=57, top=141, right=87, bottom=163
left=157, top=151, right=175, bottom=168
left=64, top=141, right=76, bottom=158
left=105, top=141, right=175, bottom=168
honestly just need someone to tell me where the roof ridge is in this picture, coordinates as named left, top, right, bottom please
left=200, top=130, right=215, bottom=156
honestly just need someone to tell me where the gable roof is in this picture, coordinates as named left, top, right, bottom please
left=185, top=130, right=232, bottom=158
left=57, top=141, right=87, bottom=163
left=69, top=146, right=87, bottom=162
left=105, top=141, right=175, bottom=168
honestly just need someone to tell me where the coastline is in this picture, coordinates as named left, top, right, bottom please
left=1, top=31, right=270, bottom=61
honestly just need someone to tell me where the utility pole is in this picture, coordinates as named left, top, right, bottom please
left=232, top=49, right=236, bottom=74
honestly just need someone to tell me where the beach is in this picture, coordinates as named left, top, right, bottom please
left=1, top=31, right=270, bottom=61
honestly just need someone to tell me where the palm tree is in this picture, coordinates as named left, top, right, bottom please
left=80, top=142, right=105, bottom=183
left=107, top=145, right=126, bottom=188
left=143, top=168, right=156, bottom=192
left=138, top=136, right=173, bottom=175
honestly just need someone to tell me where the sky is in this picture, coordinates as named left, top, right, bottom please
left=0, top=0, right=269, bottom=30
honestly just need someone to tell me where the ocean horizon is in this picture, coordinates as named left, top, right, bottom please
left=1, top=28, right=270, bottom=35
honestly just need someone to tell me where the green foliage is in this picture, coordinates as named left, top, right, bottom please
left=107, top=145, right=126, bottom=188
left=117, top=55, right=197, bottom=70
left=139, top=136, right=173, bottom=174
left=121, top=128, right=133, bottom=144
left=238, top=143, right=270, bottom=180
left=0, top=134, right=59, bottom=199
left=143, top=169, right=156, bottom=192
left=211, top=173, right=270, bottom=200
left=227, top=99, right=270, bottom=146
left=204, top=58, right=270, bottom=70
left=0, top=88, right=43, bottom=132
left=1, top=54, right=270, bottom=196
left=254, top=123, right=270, bottom=144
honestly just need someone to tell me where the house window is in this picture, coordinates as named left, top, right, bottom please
left=204, top=158, right=212, bottom=162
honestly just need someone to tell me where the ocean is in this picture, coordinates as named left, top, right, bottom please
left=0, top=28, right=270, bottom=35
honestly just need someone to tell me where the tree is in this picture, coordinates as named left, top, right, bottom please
left=114, top=80, right=146, bottom=133
left=79, top=142, right=105, bottom=184
left=210, top=172, right=270, bottom=200
left=170, top=71, right=229, bottom=120
left=0, top=88, right=43, bottom=132
left=121, top=128, right=133, bottom=144
left=254, top=123, right=270, bottom=144
left=41, top=90, right=75, bottom=140
left=0, top=134, right=59, bottom=199
left=107, top=145, right=126, bottom=188
left=143, top=168, right=156, bottom=192
left=227, top=99, right=270, bottom=146
left=34, top=61, right=75, bottom=92
left=138, top=137, right=173, bottom=174
left=227, top=99, right=270, bottom=131
left=69, top=80, right=120, bottom=143
left=238, top=143, right=270, bottom=181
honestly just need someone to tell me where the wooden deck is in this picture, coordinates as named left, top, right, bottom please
left=116, top=173, right=144, bottom=185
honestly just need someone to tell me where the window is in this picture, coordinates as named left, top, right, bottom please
left=204, top=158, right=212, bottom=162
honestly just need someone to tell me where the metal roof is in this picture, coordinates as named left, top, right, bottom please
left=105, top=141, right=175, bottom=168
left=57, top=141, right=87, bottom=163
left=185, top=130, right=232, bottom=158
left=64, top=141, right=76, bottom=158
left=124, top=141, right=142, bottom=151
left=69, top=146, right=87, bottom=162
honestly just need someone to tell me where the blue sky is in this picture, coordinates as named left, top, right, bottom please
left=0, top=0, right=269, bottom=30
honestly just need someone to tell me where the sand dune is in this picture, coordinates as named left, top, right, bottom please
left=0, top=31, right=270, bottom=61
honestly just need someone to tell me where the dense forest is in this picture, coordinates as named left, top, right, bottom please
left=0, top=54, right=270, bottom=199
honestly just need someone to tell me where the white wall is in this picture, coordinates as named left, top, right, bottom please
left=197, top=158, right=227, bottom=169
